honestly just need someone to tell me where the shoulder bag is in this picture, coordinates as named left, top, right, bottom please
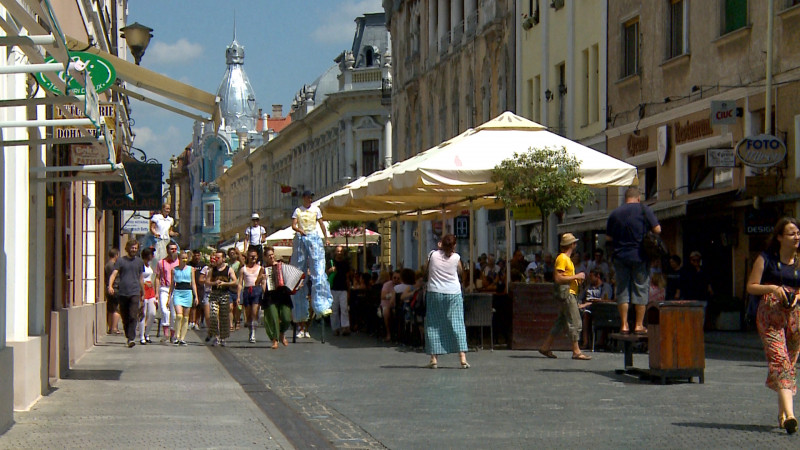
left=640, top=204, right=668, bottom=261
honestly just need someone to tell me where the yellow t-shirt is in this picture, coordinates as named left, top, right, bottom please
left=293, top=205, right=321, bottom=235
left=554, top=253, right=578, bottom=295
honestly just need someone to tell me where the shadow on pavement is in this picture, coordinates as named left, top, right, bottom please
left=65, top=369, right=122, bottom=381
left=673, top=422, right=775, bottom=433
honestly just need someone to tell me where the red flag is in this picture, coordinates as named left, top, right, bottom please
left=280, top=184, right=292, bottom=194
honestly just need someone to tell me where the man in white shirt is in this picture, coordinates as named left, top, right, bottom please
left=290, top=191, right=333, bottom=326
left=149, top=203, right=178, bottom=262
left=244, top=213, right=267, bottom=264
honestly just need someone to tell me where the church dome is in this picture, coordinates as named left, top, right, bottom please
left=217, top=38, right=258, bottom=133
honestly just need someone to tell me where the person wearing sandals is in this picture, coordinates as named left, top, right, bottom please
left=139, top=248, right=157, bottom=345
left=538, top=233, right=591, bottom=361
left=746, top=217, right=800, bottom=434
left=424, top=234, right=470, bottom=369
left=169, top=251, right=197, bottom=346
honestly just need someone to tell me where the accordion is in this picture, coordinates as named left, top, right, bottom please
left=265, top=262, right=305, bottom=294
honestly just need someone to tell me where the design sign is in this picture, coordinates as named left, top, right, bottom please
left=34, top=51, right=116, bottom=95
left=735, top=134, right=786, bottom=168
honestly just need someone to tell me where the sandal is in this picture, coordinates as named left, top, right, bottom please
left=572, top=353, right=592, bottom=360
left=634, top=327, right=648, bottom=335
left=538, top=349, right=557, bottom=359
left=785, top=416, right=798, bottom=434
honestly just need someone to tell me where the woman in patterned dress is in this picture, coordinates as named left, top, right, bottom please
left=424, top=234, right=469, bottom=369
left=747, top=217, right=800, bottom=434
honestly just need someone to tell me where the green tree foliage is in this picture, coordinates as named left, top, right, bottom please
left=492, top=146, right=594, bottom=248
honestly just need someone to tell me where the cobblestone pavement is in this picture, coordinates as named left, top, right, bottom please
left=0, top=333, right=292, bottom=449
left=219, top=323, right=799, bottom=449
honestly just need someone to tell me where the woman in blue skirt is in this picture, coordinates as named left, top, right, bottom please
left=424, top=234, right=470, bottom=369
left=169, top=251, right=197, bottom=345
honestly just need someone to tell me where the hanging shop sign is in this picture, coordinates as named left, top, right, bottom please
left=69, top=144, right=108, bottom=165
left=34, top=51, right=116, bottom=96
left=735, top=134, right=786, bottom=168
left=657, top=125, right=668, bottom=166
left=100, top=161, right=162, bottom=210
left=626, top=133, right=649, bottom=156
left=706, top=148, right=736, bottom=168
left=710, top=101, right=738, bottom=125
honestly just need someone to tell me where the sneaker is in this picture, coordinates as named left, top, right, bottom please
left=173, top=340, right=180, bottom=346
left=219, top=339, right=226, bottom=347
left=127, top=340, right=135, bottom=348
left=296, top=330, right=304, bottom=339
left=145, top=337, right=152, bottom=344
left=321, top=309, right=332, bottom=317
left=304, top=331, right=311, bottom=338
left=140, top=339, right=147, bottom=345
left=249, top=335, right=256, bottom=343
left=179, top=340, right=188, bottom=346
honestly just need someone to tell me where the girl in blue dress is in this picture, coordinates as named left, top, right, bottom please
left=169, top=251, right=197, bottom=346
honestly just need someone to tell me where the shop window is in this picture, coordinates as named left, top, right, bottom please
left=622, top=17, right=640, bottom=78
left=362, top=139, right=380, bottom=176
left=721, top=0, right=747, bottom=35
left=204, top=202, right=215, bottom=227
left=644, top=166, right=658, bottom=200
left=688, top=154, right=733, bottom=192
left=667, top=0, right=686, bottom=59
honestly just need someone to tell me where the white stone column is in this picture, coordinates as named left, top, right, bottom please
left=403, top=222, right=413, bottom=269
left=343, top=118, right=354, bottom=179
left=428, top=0, right=437, bottom=52
left=383, top=117, right=393, bottom=168
left=451, top=0, right=463, bottom=40
left=438, top=0, right=449, bottom=51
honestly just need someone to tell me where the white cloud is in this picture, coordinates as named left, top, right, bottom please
left=131, top=123, right=191, bottom=175
left=310, top=0, right=383, bottom=45
left=147, top=38, right=203, bottom=65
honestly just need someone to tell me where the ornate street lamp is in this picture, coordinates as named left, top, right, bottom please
left=120, top=22, right=153, bottom=65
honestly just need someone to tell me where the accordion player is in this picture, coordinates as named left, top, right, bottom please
left=265, top=262, right=305, bottom=294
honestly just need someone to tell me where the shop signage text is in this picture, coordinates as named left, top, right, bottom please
left=34, top=51, right=116, bottom=95
left=100, top=161, right=162, bottom=211
left=735, top=134, right=786, bottom=168
left=69, top=144, right=108, bottom=165
left=710, top=101, right=738, bottom=125
left=706, top=148, right=736, bottom=168
left=673, top=118, right=713, bottom=144
left=626, top=134, right=649, bottom=156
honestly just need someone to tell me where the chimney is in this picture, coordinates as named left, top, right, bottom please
left=272, top=104, right=283, bottom=119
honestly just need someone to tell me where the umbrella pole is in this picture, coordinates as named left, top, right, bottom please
left=417, top=211, right=423, bottom=270
left=469, top=199, right=475, bottom=290
left=362, top=221, right=367, bottom=272
left=505, top=207, right=511, bottom=294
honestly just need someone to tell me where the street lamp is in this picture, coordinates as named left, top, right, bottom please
left=120, top=22, right=153, bottom=65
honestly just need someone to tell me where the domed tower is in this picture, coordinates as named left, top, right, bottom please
left=217, top=31, right=258, bottom=139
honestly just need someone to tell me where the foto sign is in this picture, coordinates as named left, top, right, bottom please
left=34, top=51, right=116, bottom=96
left=707, top=148, right=736, bottom=168
left=735, top=134, right=786, bottom=168
left=710, top=101, right=737, bottom=125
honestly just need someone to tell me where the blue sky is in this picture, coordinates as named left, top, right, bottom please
left=125, top=0, right=383, bottom=169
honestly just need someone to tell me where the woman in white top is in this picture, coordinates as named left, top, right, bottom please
left=139, top=248, right=157, bottom=345
left=424, top=234, right=470, bottom=369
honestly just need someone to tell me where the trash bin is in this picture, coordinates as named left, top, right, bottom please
left=646, top=300, right=705, bottom=384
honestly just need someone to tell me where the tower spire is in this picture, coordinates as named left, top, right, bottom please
left=233, top=11, right=236, bottom=41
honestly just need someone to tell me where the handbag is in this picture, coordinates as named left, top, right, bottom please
left=640, top=204, right=668, bottom=261
left=422, top=250, right=435, bottom=282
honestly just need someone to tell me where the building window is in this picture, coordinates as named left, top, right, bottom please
left=622, top=17, right=639, bottom=78
left=533, top=75, right=541, bottom=123
left=362, top=139, right=380, bottom=176
left=667, top=0, right=686, bottom=59
left=644, top=166, right=658, bottom=200
left=204, top=202, right=215, bottom=227
left=688, top=154, right=733, bottom=192
left=721, top=0, right=747, bottom=35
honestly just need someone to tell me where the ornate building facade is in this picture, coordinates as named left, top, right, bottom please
left=218, top=13, right=392, bottom=249
left=383, top=0, right=516, bottom=264
left=185, top=35, right=266, bottom=249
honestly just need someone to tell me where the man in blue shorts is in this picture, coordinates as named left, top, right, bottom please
left=606, top=187, right=661, bottom=334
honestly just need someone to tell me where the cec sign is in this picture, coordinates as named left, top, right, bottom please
left=735, top=134, right=786, bottom=168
